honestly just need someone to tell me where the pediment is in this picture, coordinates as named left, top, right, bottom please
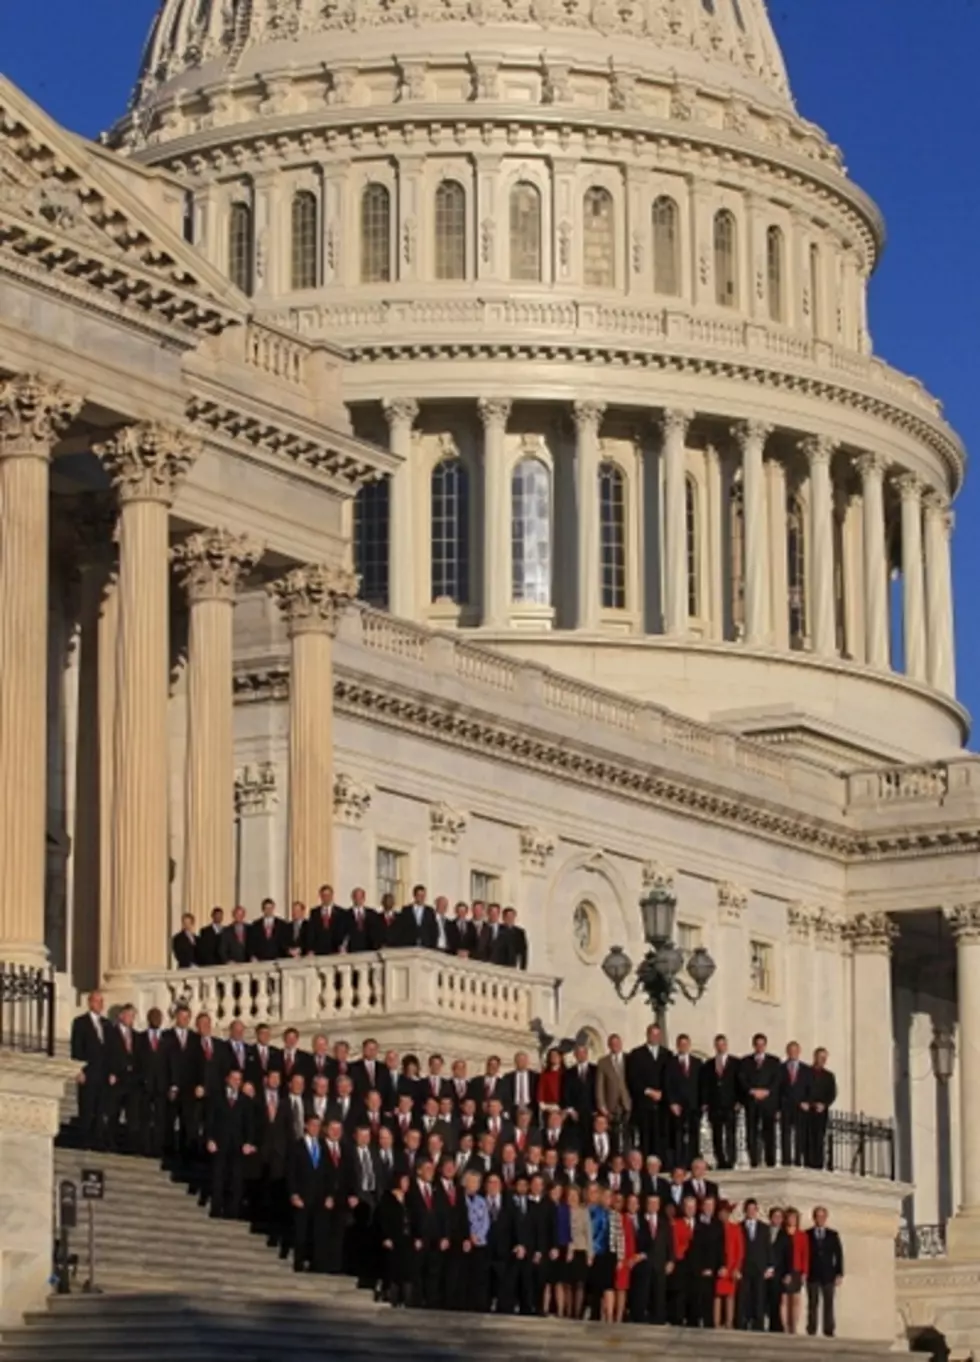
left=0, top=75, right=244, bottom=338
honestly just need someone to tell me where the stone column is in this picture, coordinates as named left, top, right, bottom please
left=269, top=564, right=358, bottom=906
left=765, top=457, right=789, bottom=651
left=478, top=398, right=512, bottom=629
left=382, top=398, right=418, bottom=619
left=896, top=474, right=927, bottom=683
left=573, top=401, right=605, bottom=631
left=947, top=904, right=980, bottom=1259
left=661, top=409, right=692, bottom=636
left=705, top=445, right=725, bottom=642
left=0, top=375, right=81, bottom=965
left=847, top=912, right=898, bottom=1122
left=856, top=453, right=889, bottom=669
left=95, top=423, right=196, bottom=976
left=172, top=529, right=263, bottom=921
left=924, top=490, right=956, bottom=696
left=804, top=435, right=837, bottom=658
left=733, top=420, right=772, bottom=646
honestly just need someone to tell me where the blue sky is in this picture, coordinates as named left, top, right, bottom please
left=2, top=0, right=978, bottom=740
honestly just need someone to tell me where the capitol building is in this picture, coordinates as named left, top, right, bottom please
left=0, top=0, right=979, bottom=1351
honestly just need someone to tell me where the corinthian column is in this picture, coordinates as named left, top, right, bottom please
left=847, top=912, right=898, bottom=1122
left=661, top=409, right=692, bottom=636
left=896, top=474, right=927, bottom=683
left=172, top=529, right=263, bottom=921
left=573, top=401, right=605, bottom=631
left=95, top=423, right=196, bottom=975
left=269, top=564, right=358, bottom=905
left=478, top=398, right=512, bottom=629
left=0, top=374, right=81, bottom=964
left=381, top=398, right=418, bottom=619
left=733, top=420, right=772, bottom=646
left=803, top=435, right=837, bottom=658
left=946, top=904, right=980, bottom=1259
left=856, top=453, right=889, bottom=669
left=924, top=490, right=956, bottom=696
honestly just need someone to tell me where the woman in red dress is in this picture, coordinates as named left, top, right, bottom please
left=714, top=1201, right=744, bottom=1330
left=779, top=1206, right=810, bottom=1335
left=537, top=1047, right=565, bottom=1115
left=613, top=1192, right=636, bottom=1321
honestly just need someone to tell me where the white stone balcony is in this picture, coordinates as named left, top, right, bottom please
left=108, top=949, right=559, bottom=1063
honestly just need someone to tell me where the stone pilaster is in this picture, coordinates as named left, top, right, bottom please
left=845, top=911, right=898, bottom=1121
left=765, top=456, right=789, bottom=651
left=660, top=408, right=692, bottom=636
left=896, top=473, right=927, bottom=683
left=95, top=423, right=197, bottom=975
left=172, top=528, right=263, bottom=920
left=382, top=398, right=418, bottom=619
left=478, top=397, right=512, bottom=629
left=269, top=563, right=358, bottom=905
left=733, top=420, right=772, bottom=646
left=946, top=903, right=980, bottom=1259
left=803, top=435, right=837, bottom=658
left=0, top=374, right=81, bottom=965
left=573, top=401, right=605, bottom=631
left=924, top=489, right=956, bottom=696
left=704, top=444, right=724, bottom=641
left=856, top=453, right=889, bottom=669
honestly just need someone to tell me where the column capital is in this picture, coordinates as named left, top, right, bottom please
left=894, top=471, right=924, bottom=502
left=268, top=562, right=359, bottom=637
left=946, top=904, right=980, bottom=945
left=730, top=419, right=773, bottom=452
left=477, top=397, right=512, bottom=430
left=572, top=400, right=606, bottom=435
left=801, top=434, right=836, bottom=467
left=95, top=422, right=199, bottom=506
left=855, top=451, right=888, bottom=483
left=659, top=408, right=694, bottom=441
left=924, top=488, right=954, bottom=532
left=0, top=372, right=81, bottom=458
left=382, top=397, right=419, bottom=431
left=844, top=911, right=898, bottom=955
left=171, top=527, right=264, bottom=604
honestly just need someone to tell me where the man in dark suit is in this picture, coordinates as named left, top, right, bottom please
left=806, top=1048, right=838, bottom=1170
left=248, top=1023, right=283, bottom=1089
left=779, top=1040, right=812, bottom=1166
left=320, top=1118, right=351, bottom=1273
left=408, top=1158, right=444, bottom=1308
left=397, top=884, right=439, bottom=949
left=205, top=1069, right=256, bottom=1219
left=309, top=884, right=347, bottom=957
left=806, top=1206, right=843, bottom=1337
left=689, top=1194, right=725, bottom=1326
left=345, top=1125, right=382, bottom=1282
left=738, top=1198, right=774, bottom=1330
left=284, top=901, right=310, bottom=957
left=633, top=1194, right=674, bottom=1324
left=71, top=992, right=112, bottom=1151
left=502, top=1174, right=537, bottom=1314
left=171, top=913, right=199, bottom=969
left=477, top=903, right=512, bottom=965
left=254, top=1070, right=291, bottom=1237
left=224, top=1020, right=251, bottom=1082
left=420, top=1053, right=452, bottom=1105
left=344, top=888, right=378, bottom=953
left=627, top=1024, right=671, bottom=1158
left=106, top=1002, right=141, bottom=1153
left=456, top=901, right=481, bottom=958
left=666, top=1032, right=702, bottom=1168
left=739, top=1033, right=782, bottom=1168
left=219, top=905, right=250, bottom=963
left=502, top=907, right=528, bottom=970
left=196, top=907, right=225, bottom=966
left=249, top=899, right=286, bottom=962
left=350, top=1037, right=385, bottom=1100
left=136, top=1007, right=170, bottom=1158
left=502, top=1051, right=538, bottom=1119
left=376, top=894, right=400, bottom=948
left=700, top=1034, right=739, bottom=1170
left=683, top=1156, right=719, bottom=1206
left=562, top=1042, right=596, bottom=1130
left=164, top=1005, right=198, bottom=1158
left=289, top=1114, right=326, bottom=1272
left=194, top=1013, right=227, bottom=1141
left=584, top=1112, right=616, bottom=1167
left=431, top=896, right=459, bottom=955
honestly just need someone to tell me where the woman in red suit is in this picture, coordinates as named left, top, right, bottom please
left=537, top=1047, right=565, bottom=1115
left=613, top=1192, right=638, bottom=1321
left=779, top=1206, right=810, bottom=1335
left=713, top=1201, right=744, bottom=1329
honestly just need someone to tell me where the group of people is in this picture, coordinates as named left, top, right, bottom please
left=172, top=884, right=529, bottom=972
left=70, top=1000, right=843, bottom=1337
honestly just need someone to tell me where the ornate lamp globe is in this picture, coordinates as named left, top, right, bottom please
left=640, top=888, right=676, bottom=947
left=601, top=944, right=633, bottom=990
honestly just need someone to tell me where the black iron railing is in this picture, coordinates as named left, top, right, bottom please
left=895, top=1223, right=947, bottom=1260
left=0, top=964, right=55, bottom=1056
left=824, top=1110, right=896, bottom=1180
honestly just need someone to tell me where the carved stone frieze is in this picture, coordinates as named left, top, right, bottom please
left=334, top=771, right=373, bottom=827
left=946, top=903, right=980, bottom=945
left=717, top=881, right=747, bottom=923
left=844, top=911, right=899, bottom=955
left=429, top=800, right=468, bottom=849
left=786, top=902, right=818, bottom=944
left=642, top=861, right=676, bottom=896
left=519, top=826, right=556, bottom=873
left=234, top=762, right=278, bottom=816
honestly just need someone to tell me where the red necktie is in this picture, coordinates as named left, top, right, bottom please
left=123, top=1030, right=132, bottom=1053
left=150, top=1034, right=158, bottom=1052
left=331, top=1146, right=340, bottom=1165
left=423, top=1184, right=431, bottom=1208
left=204, top=1038, right=212, bottom=1058
left=716, top=1058, right=723, bottom=1075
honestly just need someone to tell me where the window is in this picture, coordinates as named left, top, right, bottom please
left=766, top=225, right=784, bottom=322
left=749, top=939, right=775, bottom=998
left=470, top=869, right=501, bottom=904
left=787, top=492, right=807, bottom=647
left=511, top=457, right=551, bottom=605
left=730, top=477, right=745, bottom=636
left=360, top=182, right=391, bottom=283
left=809, top=242, right=821, bottom=335
left=685, top=475, right=700, bottom=618
left=599, top=460, right=626, bottom=609
left=353, top=478, right=390, bottom=609
left=430, top=455, right=470, bottom=604
left=583, top=186, right=615, bottom=288
left=434, top=179, right=466, bottom=281
left=713, top=209, right=737, bottom=308
left=652, top=195, right=680, bottom=297
left=290, top=190, right=318, bottom=290
left=228, top=200, right=253, bottom=295
left=182, top=190, right=194, bottom=245
left=677, top=921, right=703, bottom=953
left=376, top=846, right=407, bottom=906
left=509, top=181, right=542, bottom=283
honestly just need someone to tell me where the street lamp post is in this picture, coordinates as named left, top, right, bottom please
left=601, top=881, right=716, bottom=1039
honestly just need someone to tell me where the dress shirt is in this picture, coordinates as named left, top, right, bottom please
left=89, top=1012, right=104, bottom=1041
left=594, top=1133, right=609, bottom=1162
left=435, top=915, right=448, bottom=950
left=515, top=1070, right=530, bottom=1107
left=466, top=1194, right=490, bottom=1245
left=306, top=1136, right=320, bottom=1168
left=359, top=1146, right=375, bottom=1192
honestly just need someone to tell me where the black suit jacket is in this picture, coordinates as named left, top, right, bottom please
left=70, top=1013, right=111, bottom=1080
left=206, top=1091, right=255, bottom=1152
left=779, top=1060, right=812, bottom=1109
left=510, top=926, right=529, bottom=971
left=666, top=1054, right=703, bottom=1111
left=164, top=1028, right=197, bottom=1092
left=807, top=1227, right=844, bottom=1282
left=741, top=1220, right=773, bottom=1276
left=626, top=1044, right=672, bottom=1112
left=739, top=1054, right=782, bottom=1111
left=288, top=1136, right=325, bottom=1205
left=683, top=1176, right=719, bottom=1204
left=376, top=912, right=400, bottom=948
left=107, top=1025, right=139, bottom=1085
left=309, top=906, right=347, bottom=956
left=283, top=918, right=311, bottom=956
left=248, top=918, right=286, bottom=962
left=136, top=1028, right=170, bottom=1095
left=699, top=1055, right=739, bottom=1111
left=219, top=923, right=250, bottom=963
left=562, top=1063, right=597, bottom=1123
left=477, top=922, right=514, bottom=966
left=501, top=1069, right=539, bottom=1115
left=343, top=907, right=379, bottom=954
left=397, top=903, right=439, bottom=949
left=255, top=1094, right=291, bottom=1178
left=350, top=1058, right=387, bottom=1099
left=636, top=1212, right=675, bottom=1270
left=689, top=1217, right=725, bottom=1274
left=196, top=924, right=224, bottom=967
left=171, top=930, right=198, bottom=969
left=809, top=1067, right=838, bottom=1109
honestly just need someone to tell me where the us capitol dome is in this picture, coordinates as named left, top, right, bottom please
left=113, top=0, right=966, bottom=766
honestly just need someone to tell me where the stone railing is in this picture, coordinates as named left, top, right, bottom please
left=114, top=949, right=558, bottom=1051
left=844, top=759, right=980, bottom=808
left=244, top=320, right=308, bottom=387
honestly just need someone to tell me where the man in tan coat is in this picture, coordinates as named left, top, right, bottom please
left=596, top=1033, right=632, bottom=1148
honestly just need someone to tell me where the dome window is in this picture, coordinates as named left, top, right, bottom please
left=361, top=183, right=392, bottom=284
left=509, top=182, right=542, bottom=283
left=434, top=180, right=466, bottom=282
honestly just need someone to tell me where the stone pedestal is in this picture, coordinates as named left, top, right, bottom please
left=0, top=1052, right=78, bottom=1326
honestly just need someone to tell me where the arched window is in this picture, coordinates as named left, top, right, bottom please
left=353, top=478, right=390, bottom=609
left=290, top=190, right=318, bottom=291
left=713, top=209, right=737, bottom=308
left=809, top=242, right=821, bottom=335
left=599, top=460, right=626, bottom=609
left=431, top=456, right=470, bottom=604
left=360, top=183, right=391, bottom=284
left=730, top=476, right=745, bottom=636
left=652, top=195, right=680, bottom=296
left=509, top=181, right=542, bottom=282
left=685, top=475, right=701, bottom=618
left=228, top=200, right=253, bottom=295
left=766, top=225, right=784, bottom=322
left=583, top=186, right=615, bottom=289
left=787, top=492, right=807, bottom=647
left=434, top=180, right=466, bottom=281
left=511, top=457, right=551, bottom=605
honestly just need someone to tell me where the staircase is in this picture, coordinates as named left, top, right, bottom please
left=0, top=1145, right=895, bottom=1362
